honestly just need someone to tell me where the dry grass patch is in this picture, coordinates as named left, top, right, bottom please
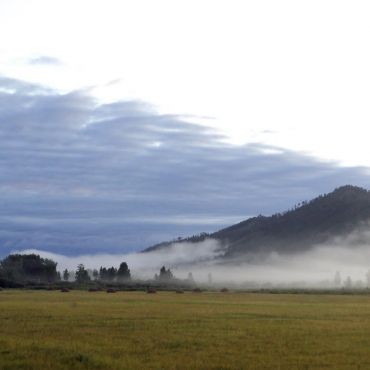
left=1, top=290, right=370, bottom=369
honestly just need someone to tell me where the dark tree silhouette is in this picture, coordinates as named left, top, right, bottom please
left=107, top=267, right=117, bottom=281
left=99, top=266, right=117, bottom=281
left=0, top=254, right=58, bottom=282
left=63, top=269, right=70, bottom=281
left=157, top=266, right=174, bottom=281
left=117, top=262, right=131, bottom=281
left=75, top=264, right=90, bottom=283
left=99, top=267, right=108, bottom=280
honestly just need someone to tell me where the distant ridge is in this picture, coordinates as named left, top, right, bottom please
left=143, top=185, right=370, bottom=257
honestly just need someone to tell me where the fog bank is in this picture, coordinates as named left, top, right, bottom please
left=14, top=235, right=370, bottom=288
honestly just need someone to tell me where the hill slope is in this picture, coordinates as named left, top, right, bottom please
left=144, top=185, right=370, bottom=257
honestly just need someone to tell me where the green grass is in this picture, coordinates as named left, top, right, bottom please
left=1, top=291, right=370, bottom=369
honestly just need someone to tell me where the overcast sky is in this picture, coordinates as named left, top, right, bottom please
left=1, top=1, right=370, bottom=256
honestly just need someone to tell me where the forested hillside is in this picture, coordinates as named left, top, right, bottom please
left=144, top=186, right=370, bottom=257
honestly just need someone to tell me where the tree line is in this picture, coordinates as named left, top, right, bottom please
left=70, top=262, right=132, bottom=283
left=0, top=253, right=178, bottom=286
left=0, top=254, right=133, bottom=284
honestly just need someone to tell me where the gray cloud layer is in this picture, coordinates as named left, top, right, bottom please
left=0, top=76, right=369, bottom=256
left=27, top=56, right=62, bottom=66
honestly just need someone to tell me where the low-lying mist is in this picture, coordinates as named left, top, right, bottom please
left=15, top=229, right=370, bottom=289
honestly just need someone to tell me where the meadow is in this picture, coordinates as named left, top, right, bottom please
left=1, top=290, right=370, bottom=369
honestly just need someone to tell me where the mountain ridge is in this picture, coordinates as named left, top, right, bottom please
left=143, top=185, right=370, bottom=257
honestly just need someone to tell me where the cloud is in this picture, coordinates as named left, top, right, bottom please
left=1, top=76, right=370, bottom=256
left=27, top=56, right=63, bottom=66
left=0, top=75, right=53, bottom=95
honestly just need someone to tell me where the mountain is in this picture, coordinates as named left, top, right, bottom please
left=143, top=185, right=370, bottom=257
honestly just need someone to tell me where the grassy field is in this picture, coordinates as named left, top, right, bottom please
left=1, top=291, right=370, bottom=369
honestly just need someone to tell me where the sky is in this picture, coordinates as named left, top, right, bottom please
left=0, top=0, right=370, bottom=256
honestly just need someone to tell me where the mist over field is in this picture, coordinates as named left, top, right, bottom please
left=16, top=225, right=370, bottom=288
left=2, top=2, right=370, bottom=369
